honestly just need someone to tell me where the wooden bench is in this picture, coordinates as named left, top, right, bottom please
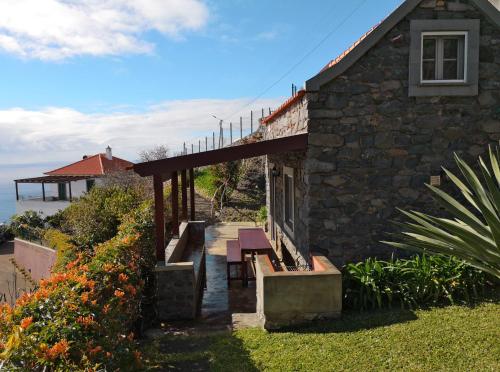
left=226, top=240, right=242, bottom=287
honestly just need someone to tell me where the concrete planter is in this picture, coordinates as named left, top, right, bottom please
left=255, top=253, right=342, bottom=329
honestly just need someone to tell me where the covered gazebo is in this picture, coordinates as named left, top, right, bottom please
left=132, top=133, right=308, bottom=261
left=14, top=175, right=95, bottom=202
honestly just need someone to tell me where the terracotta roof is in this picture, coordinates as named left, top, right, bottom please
left=262, top=23, right=380, bottom=125
left=319, top=23, right=381, bottom=73
left=45, top=154, right=134, bottom=176
left=261, top=90, right=306, bottom=125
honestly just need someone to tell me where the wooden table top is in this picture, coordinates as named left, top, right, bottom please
left=238, top=228, right=272, bottom=251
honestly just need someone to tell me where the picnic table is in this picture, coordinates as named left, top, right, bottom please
left=238, top=228, right=273, bottom=287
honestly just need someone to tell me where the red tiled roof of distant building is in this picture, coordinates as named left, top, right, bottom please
left=261, top=90, right=306, bottom=125
left=45, top=154, right=134, bottom=176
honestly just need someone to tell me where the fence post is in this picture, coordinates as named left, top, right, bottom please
left=240, top=117, right=243, bottom=139
left=250, top=110, right=253, bottom=133
left=230, top=122, right=233, bottom=144
left=205, top=136, right=208, bottom=151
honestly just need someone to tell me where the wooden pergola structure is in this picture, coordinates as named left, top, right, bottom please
left=14, top=175, right=95, bottom=202
left=133, top=133, right=308, bottom=261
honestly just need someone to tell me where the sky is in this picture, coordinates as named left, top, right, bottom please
left=0, top=0, right=403, bottom=183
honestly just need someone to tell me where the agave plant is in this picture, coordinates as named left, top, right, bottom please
left=383, top=145, right=500, bottom=279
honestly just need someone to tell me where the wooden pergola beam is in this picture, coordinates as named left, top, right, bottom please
left=181, top=169, right=188, bottom=221
left=153, top=175, right=165, bottom=261
left=133, top=134, right=308, bottom=177
left=171, top=171, right=179, bottom=237
left=189, top=168, right=195, bottom=221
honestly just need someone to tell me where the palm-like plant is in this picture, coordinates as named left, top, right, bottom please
left=383, top=145, right=500, bottom=279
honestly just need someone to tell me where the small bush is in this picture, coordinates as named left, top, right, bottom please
left=0, top=208, right=151, bottom=370
left=61, top=185, right=142, bottom=248
left=343, top=254, right=488, bottom=311
left=42, top=229, right=77, bottom=273
left=10, top=211, right=45, bottom=242
left=0, top=224, right=14, bottom=244
left=194, top=167, right=217, bottom=198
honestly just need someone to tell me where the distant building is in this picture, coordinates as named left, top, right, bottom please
left=14, top=147, right=133, bottom=217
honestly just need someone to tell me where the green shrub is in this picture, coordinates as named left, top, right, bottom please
left=211, top=161, right=241, bottom=203
left=257, top=206, right=267, bottom=225
left=10, top=211, right=45, bottom=242
left=194, top=167, right=217, bottom=198
left=0, top=206, right=153, bottom=370
left=343, top=254, right=488, bottom=311
left=42, top=229, right=77, bottom=273
left=61, top=185, right=142, bottom=248
left=0, top=224, right=14, bottom=244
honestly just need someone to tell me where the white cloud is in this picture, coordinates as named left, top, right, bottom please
left=0, top=0, right=209, bottom=60
left=0, top=97, right=284, bottom=181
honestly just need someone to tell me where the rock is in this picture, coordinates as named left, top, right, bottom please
left=380, top=80, right=401, bottom=91
left=323, top=175, right=347, bottom=187
left=309, top=133, right=344, bottom=147
left=482, top=120, right=499, bottom=133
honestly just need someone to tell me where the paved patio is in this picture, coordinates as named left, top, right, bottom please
left=202, top=222, right=261, bottom=329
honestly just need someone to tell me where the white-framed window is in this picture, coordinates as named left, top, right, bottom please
left=420, top=31, right=468, bottom=84
left=283, top=166, right=294, bottom=236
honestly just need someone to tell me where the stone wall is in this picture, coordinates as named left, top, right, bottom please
left=306, top=1, right=500, bottom=266
left=155, top=221, right=206, bottom=320
left=264, top=95, right=310, bottom=264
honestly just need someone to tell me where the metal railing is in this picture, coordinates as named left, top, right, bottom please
left=175, top=107, right=274, bottom=156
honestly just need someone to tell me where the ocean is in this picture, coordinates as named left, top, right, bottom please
left=0, top=183, right=15, bottom=223
left=0, top=183, right=42, bottom=223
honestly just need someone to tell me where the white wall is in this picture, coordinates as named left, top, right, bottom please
left=46, top=178, right=101, bottom=200
left=16, top=199, right=70, bottom=217
left=17, top=177, right=102, bottom=217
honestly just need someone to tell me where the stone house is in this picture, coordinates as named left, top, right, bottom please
left=262, top=0, right=500, bottom=268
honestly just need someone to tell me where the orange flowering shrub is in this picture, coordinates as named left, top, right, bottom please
left=0, top=201, right=155, bottom=371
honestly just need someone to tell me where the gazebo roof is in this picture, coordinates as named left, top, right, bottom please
left=14, top=175, right=95, bottom=184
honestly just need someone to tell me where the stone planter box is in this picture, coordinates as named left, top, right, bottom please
left=255, top=253, right=342, bottom=329
left=155, top=221, right=206, bottom=321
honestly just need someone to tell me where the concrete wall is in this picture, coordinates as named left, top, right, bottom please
left=14, top=238, right=56, bottom=282
left=255, top=253, right=342, bottom=329
left=155, top=221, right=206, bottom=320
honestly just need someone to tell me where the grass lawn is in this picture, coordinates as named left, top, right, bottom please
left=142, top=300, right=500, bottom=371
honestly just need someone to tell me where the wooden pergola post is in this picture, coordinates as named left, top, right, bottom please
left=171, top=171, right=179, bottom=237
left=15, top=181, right=19, bottom=201
left=153, top=174, right=165, bottom=261
left=181, top=169, right=188, bottom=221
left=189, top=168, right=195, bottom=220
left=68, top=182, right=72, bottom=202
left=42, top=182, right=46, bottom=201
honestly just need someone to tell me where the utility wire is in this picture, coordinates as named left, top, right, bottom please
left=222, top=0, right=369, bottom=121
